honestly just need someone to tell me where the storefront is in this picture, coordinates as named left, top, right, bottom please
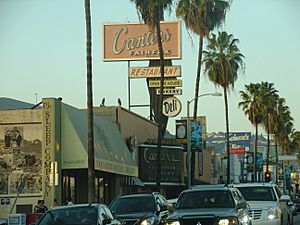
left=0, top=98, right=139, bottom=218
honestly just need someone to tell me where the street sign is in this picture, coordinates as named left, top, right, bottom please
left=149, top=79, right=182, bottom=88
left=156, top=88, right=182, bottom=95
left=129, top=66, right=181, bottom=78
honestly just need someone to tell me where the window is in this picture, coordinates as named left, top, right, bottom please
left=237, top=186, right=276, bottom=201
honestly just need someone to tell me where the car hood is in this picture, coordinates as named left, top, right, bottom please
left=246, top=201, right=277, bottom=209
left=167, top=208, right=236, bottom=219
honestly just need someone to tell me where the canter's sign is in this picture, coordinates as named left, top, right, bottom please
left=129, top=66, right=181, bottom=78
left=149, top=79, right=182, bottom=88
left=103, top=21, right=181, bottom=61
left=156, top=88, right=182, bottom=95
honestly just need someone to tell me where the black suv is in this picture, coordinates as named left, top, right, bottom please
left=109, top=192, right=170, bottom=225
left=164, top=184, right=251, bottom=225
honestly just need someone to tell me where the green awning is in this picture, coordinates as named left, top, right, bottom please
left=60, top=103, right=138, bottom=176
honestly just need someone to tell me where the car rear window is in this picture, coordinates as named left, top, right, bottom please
left=110, top=196, right=155, bottom=213
left=176, top=190, right=235, bottom=209
left=237, top=186, right=277, bottom=201
left=38, top=206, right=97, bottom=225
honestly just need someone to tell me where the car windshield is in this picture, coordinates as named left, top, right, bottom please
left=176, top=190, right=235, bottom=209
left=110, top=196, right=155, bottom=213
left=37, top=206, right=97, bottom=225
left=237, top=186, right=277, bottom=201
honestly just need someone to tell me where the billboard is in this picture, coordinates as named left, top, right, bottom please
left=229, top=132, right=251, bottom=154
left=103, top=21, right=181, bottom=61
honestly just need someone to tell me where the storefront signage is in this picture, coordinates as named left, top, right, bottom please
left=103, top=21, right=181, bottom=61
left=162, top=96, right=181, bottom=117
left=156, top=88, right=182, bottom=95
left=139, top=145, right=184, bottom=184
left=149, top=79, right=182, bottom=88
left=42, top=98, right=56, bottom=205
left=129, top=66, right=181, bottom=78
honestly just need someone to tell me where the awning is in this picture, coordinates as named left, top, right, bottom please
left=124, top=176, right=145, bottom=187
left=60, top=103, right=138, bottom=177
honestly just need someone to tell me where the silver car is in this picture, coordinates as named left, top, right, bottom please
left=230, top=182, right=291, bottom=225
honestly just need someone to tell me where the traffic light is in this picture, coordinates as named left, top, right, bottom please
left=265, top=171, right=271, bottom=182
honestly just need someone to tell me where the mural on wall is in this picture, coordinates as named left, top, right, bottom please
left=0, top=125, right=42, bottom=195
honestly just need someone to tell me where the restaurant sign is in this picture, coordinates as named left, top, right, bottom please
left=138, top=145, right=184, bottom=184
left=103, top=21, right=181, bottom=61
left=129, top=66, right=181, bottom=78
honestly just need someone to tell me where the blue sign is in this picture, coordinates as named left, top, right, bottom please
left=190, top=121, right=202, bottom=149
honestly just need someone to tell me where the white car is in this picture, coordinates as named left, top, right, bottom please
left=230, top=182, right=292, bottom=225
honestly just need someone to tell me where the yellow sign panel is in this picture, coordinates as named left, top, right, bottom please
left=149, top=79, right=182, bottom=88
left=129, top=66, right=181, bottom=78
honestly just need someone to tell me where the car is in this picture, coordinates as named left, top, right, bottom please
left=292, top=196, right=300, bottom=212
left=35, top=203, right=121, bottom=225
left=0, top=218, right=7, bottom=225
left=109, top=192, right=170, bottom=225
left=164, top=184, right=251, bottom=225
left=230, top=182, right=292, bottom=225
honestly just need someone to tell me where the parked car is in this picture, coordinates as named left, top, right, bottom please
left=0, top=218, right=7, bottom=225
left=109, top=192, right=170, bottom=225
left=230, top=182, right=291, bottom=225
left=164, top=184, right=251, bottom=225
left=292, top=196, right=300, bottom=212
left=35, top=203, right=121, bottom=225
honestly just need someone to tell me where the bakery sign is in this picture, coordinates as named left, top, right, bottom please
left=103, top=21, right=181, bottom=61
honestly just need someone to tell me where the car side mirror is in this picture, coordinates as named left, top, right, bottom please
left=280, top=195, right=291, bottom=202
left=237, top=201, right=246, bottom=209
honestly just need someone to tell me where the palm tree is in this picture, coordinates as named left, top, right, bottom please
left=176, top=0, right=230, bottom=119
left=176, top=0, right=230, bottom=185
left=130, top=0, right=173, bottom=191
left=202, top=31, right=245, bottom=184
left=259, top=82, right=279, bottom=172
left=84, top=0, right=95, bottom=203
left=239, top=83, right=264, bottom=181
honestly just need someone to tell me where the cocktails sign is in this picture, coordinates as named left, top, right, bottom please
left=103, top=21, right=181, bottom=61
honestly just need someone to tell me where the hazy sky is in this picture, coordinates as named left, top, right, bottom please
left=1, top=0, right=299, bottom=135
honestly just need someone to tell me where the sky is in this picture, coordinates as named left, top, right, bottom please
left=1, top=0, right=300, bottom=135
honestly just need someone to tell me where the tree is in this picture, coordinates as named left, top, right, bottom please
left=202, top=31, right=245, bottom=184
left=239, top=83, right=263, bottom=181
left=130, top=0, right=173, bottom=191
left=176, top=0, right=230, bottom=185
left=84, top=0, right=95, bottom=203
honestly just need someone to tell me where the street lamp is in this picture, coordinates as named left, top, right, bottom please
left=187, top=92, right=222, bottom=188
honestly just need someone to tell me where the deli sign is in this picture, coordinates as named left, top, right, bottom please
left=103, top=21, right=181, bottom=61
left=162, top=96, right=181, bottom=117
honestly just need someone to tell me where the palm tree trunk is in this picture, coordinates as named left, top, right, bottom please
left=224, top=87, right=231, bottom=184
left=193, top=35, right=204, bottom=119
left=275, top=140, right=278, bottom=184
left=254, top=122, right=258, bottom=182
left=84, top=0, right=95, bottom=203
left=155, top=19, right=165, bottom=192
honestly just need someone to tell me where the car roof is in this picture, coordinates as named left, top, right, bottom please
left=49, top=203, right=105, bottom=211
left=230, top=182, right=276, bottom=188
left=190, top=184, right=232, bottom=190
left=117, top=192, right=158, bottom=198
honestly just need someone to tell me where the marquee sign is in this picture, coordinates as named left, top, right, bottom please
left=103, top=21, right=181, bottom=61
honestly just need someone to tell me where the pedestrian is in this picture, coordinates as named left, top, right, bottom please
left=33, top=200, right=48, bottom=213
left=66, top=197, right=74, bottom=205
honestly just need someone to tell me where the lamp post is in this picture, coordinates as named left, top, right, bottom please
left=187, top=92, right=222, bottom=188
